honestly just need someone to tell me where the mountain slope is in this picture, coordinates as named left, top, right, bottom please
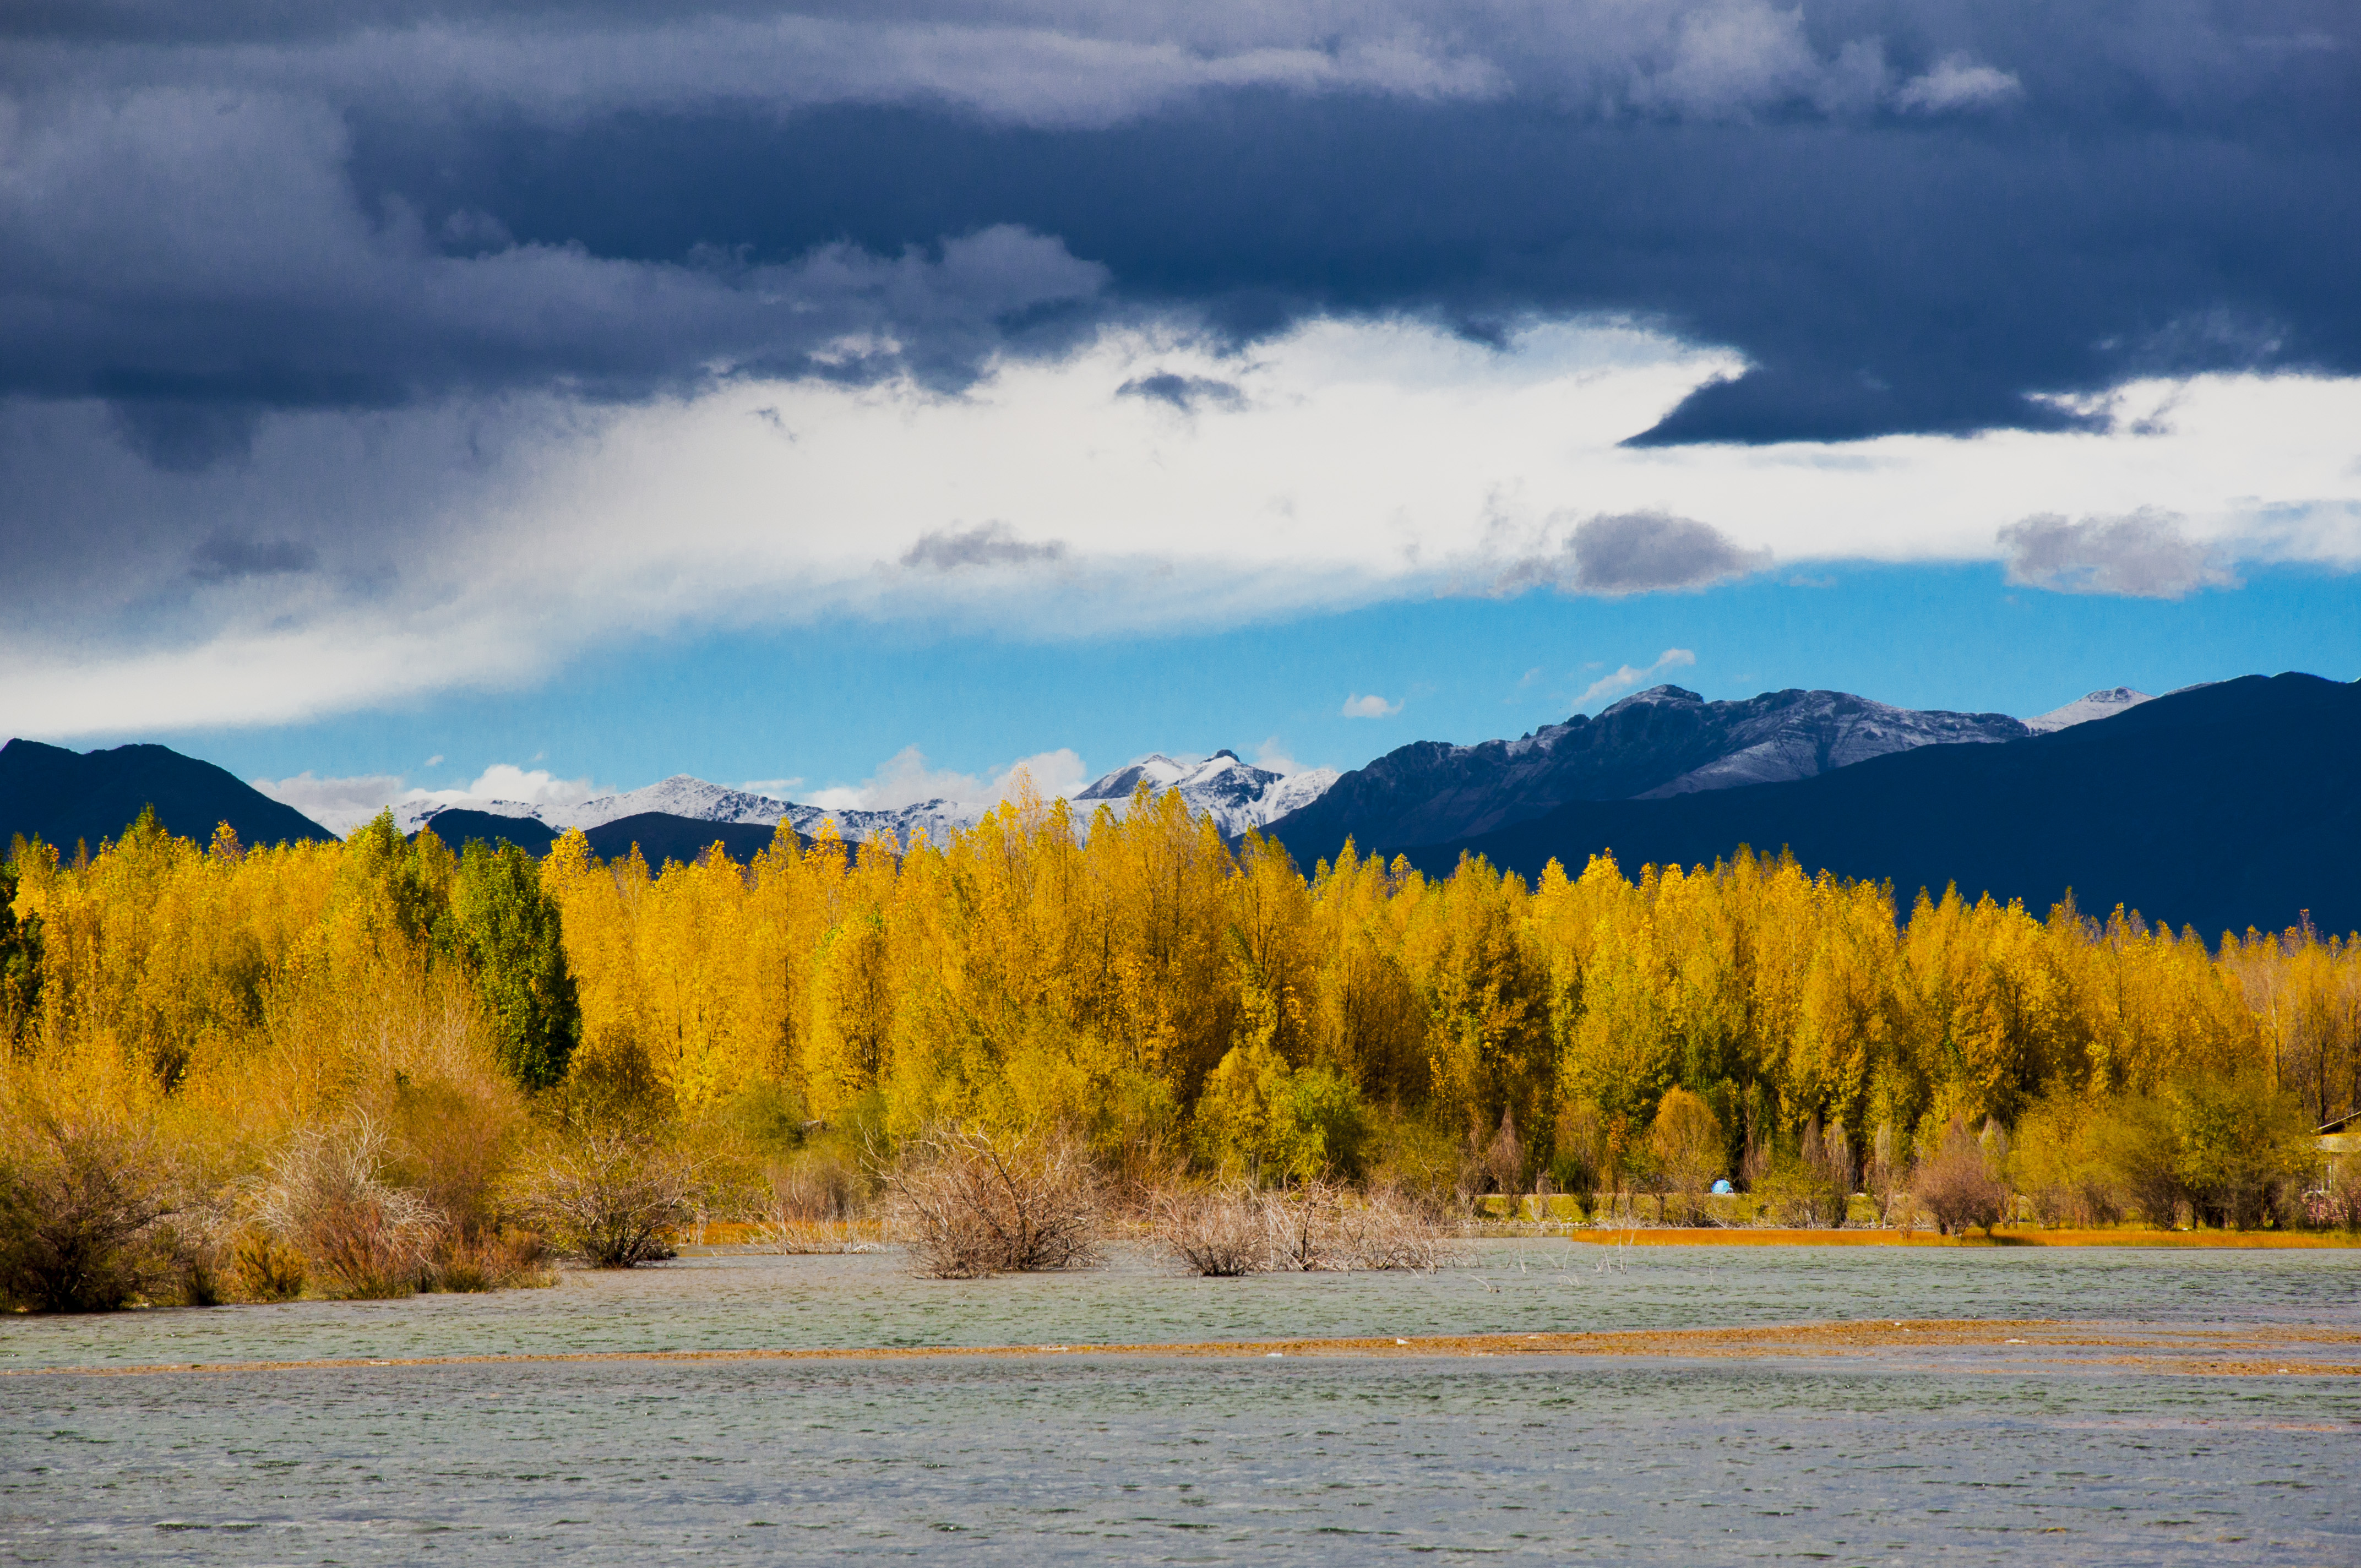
left=1402, top=673, right=2361, bottom=939
left=410, top=808, right=796, bottom=864
left=410, top=809, right=561, bottom=856
left=583, top=814, right=788, bottom=865
left=1, top=738, right=335, bottom=851
left=1266, top=685, right=2028, bottom=865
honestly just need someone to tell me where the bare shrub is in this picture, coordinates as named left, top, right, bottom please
left=1331, top=1181, right=1461, bottom=1271
left=1865, top=1121, right=1905, bottom=1226
left=1761, top=1117, right=1854, bottom=1228
left=1261, top=1180, right=1351, bottom=1271
left=1479, top=1110, right=1525, bottom=1195
left=752, top=1149, right=880, bottom=1253
left=886, top=1126, right=1103, bottom=1278
left=1911, top=1118, right=2007, bottom=1236
left=509, top=1128, right=697, bottom=1267
left=0, top=1111, right=179, bottom=1311
left=1155, top=1182, right=1269, bottom=1276
left=257, top=1120, right=445, bottom=1299
left=155, top=1217, right=230, bottom=1306
left=1154, top=1179, right=1460, bottom=1276
left=768, top=1148, right=864, bottom=1221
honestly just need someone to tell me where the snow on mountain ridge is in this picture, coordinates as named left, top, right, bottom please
left=393, top=752, right=1338, bottom=846
left=1073, top=749, right=1341, bottom=837
left=544, top=776, right=797, bottom=831
left=1636, top=689, right=2030, bottom=798
left=2023, top=687, right=2153, bottom=734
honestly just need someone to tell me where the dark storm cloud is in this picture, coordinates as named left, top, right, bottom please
left=1496, top=511, right=1772, bottom=596
left=1998, top=509, right=2237, bottom=600
left=1, top=0, right=2356, bottom=479
left=189, top=533, right=320, bottom=582
left=900, top=522, right=1069, bottom=571
left=1116, top=372, right=1245, bottom=413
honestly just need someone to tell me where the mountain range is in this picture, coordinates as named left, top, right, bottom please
left=1351, top=674, right=2354, bottom=940
left=377, top=687, right=2140, bottom=857
left=384, top=748, right=1334, bottom=851
left=10, top=674, right=2349, bottom=934
left=1260, top=684, right=2064, bottom=857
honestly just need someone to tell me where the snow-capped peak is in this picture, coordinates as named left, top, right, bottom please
left=544, top=776, right=796, bottom=831
left=1074, top=754, right=1192, bottom=799
left=1070, top=750, right=1338, bottom=837
left=387, top=749, right=1340, bottom=847
left=2024, top=687, right=2153, bottom=734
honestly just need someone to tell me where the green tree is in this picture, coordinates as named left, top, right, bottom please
left=0, top=853, right=42, bottom=1045
left=453, top=841, right=581, bottom=1091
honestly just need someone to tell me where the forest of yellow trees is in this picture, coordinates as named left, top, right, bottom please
left=3, top=781, right=2357, bottom=1306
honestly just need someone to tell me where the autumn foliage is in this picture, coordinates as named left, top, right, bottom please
left=3, top=778, right=2357, bottom=1306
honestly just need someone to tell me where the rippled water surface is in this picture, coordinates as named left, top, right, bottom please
left=6, top=1241, right=2357, bottom=1370
left=4, top=1244, right=2357, bottom=1563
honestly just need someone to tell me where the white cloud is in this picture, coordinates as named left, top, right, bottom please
left=1577, top=648, right=1698, bottom=709
left=1341, top=693, right=1403, bottom=718
left=1894, top=55, right=2024, bottom=114
left=1253, top=737, right=1303, bottom=774
left=249, top=761, right=600, bottom=835
left=249, top=771, right=414, bottom=836
left=460, top=764, right=599, bottom=806
left=806, top=747, right=1090, bottom=813
left=4, top=323, right=2360, bottom=740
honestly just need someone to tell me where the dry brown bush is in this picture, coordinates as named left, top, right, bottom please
left=1341, top=1182, right=1462, bottom=1272
left=886, top=1126, right=1103, bottom=1278
left=767, top=1148, right=864, bottom=1221
left=1911, top=1118, right=2007, bottom=1235
left=508, top=1127, right=697, bottom=1267
left=752, top=1149, right=881, bottom=1253
left=1154, top=1179, right=1459, bottom=1276
left=257, top=1120, right=446, bottom=1298
left=1154, top=1182, right=1268, bottom=1275
left=0, top=1110, right=179, bottom=1311
left=1260, top=1180, right=1348, bottom=1271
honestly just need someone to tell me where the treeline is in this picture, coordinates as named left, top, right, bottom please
left=3, top=787, right=2358, bottom=1303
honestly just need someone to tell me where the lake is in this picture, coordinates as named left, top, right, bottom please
left=4, top=1242, right=2355, bottom=1563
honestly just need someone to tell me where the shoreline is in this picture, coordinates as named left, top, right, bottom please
left=689, top=1223, right=2361, bottom=1251
left=1523, top=1226, right=2361, bottom=1248
left=10, top=1317, right=2358, bottom=1381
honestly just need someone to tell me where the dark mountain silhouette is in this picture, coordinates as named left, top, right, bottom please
left=1265, top=685, right=2028, bottom=860
left=412, top=809, right=560, bottom=856
left=412, top=809, right=793, bottom=865
left=0, top=738, right=333, bottom=852
left=582, top=813, right=788, bottom=865
left=1390, top=673, right=2361, bottom=940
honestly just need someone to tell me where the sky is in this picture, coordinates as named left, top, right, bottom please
left=2, top=1, right=2356, bottom=826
